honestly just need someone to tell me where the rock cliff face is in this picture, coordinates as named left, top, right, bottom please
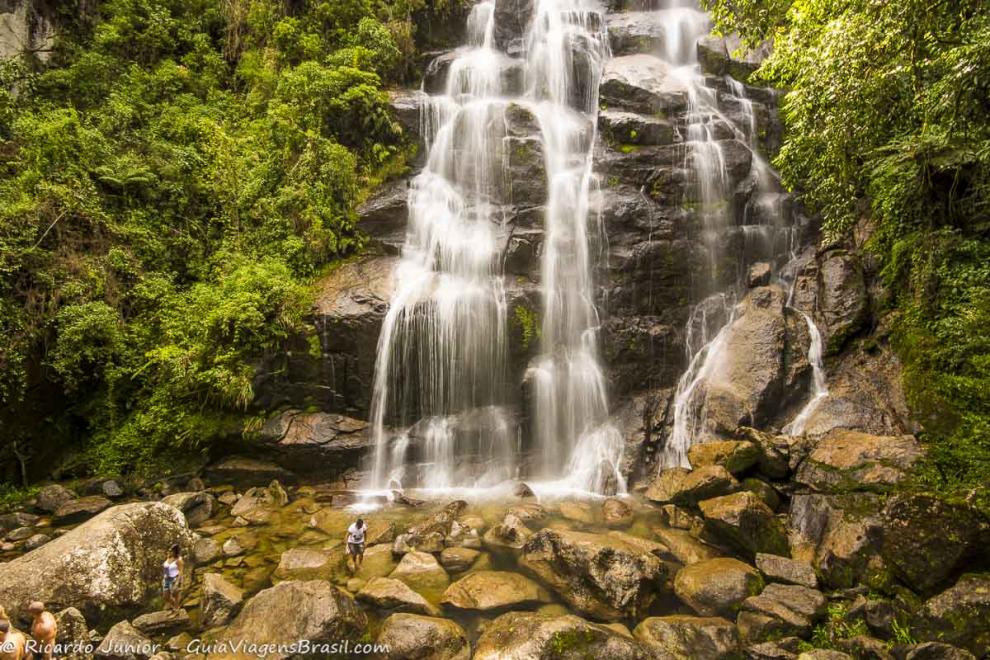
left=249, top=0, right=915, bottom=493
left=0, top=0, right=55, bottom=61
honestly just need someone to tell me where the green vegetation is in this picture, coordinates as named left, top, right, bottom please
left=704, top=0, right=990, bottom=506
left=0, top=0, right=465, bottom=480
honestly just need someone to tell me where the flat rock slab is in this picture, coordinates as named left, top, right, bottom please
left=441, top=570, right=550, bottom=612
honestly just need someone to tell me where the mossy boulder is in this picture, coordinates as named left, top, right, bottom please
left=699, top=491, right=789, bottom=557
left=375, top=613, right=470, bottom=660
left=633, top=615, right=740, bottom=659
left=673, top=558, right=764, bottom=617
left=688, top=440, right=760, bottom=475
left=473, top=611, right=651, bottom=660
left=645, top=466, right=739, bottom=505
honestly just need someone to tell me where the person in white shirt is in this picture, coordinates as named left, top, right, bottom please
left=345, top=518, right=366, bottom=573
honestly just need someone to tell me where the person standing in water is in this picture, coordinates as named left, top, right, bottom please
left=26, top=602, right=56, bottom=660
left=162, top=544, right=184, bottom=613
left=345, top=518, right=366, bottom=573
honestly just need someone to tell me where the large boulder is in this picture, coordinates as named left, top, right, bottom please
left=607, top=11, right=669, bottom=55
left=633, top=615, right=740, bottom=659
left=645, top=466, right=738, bottom=505
left=688, top=440, right=759, bottom=475
left=272, top=547, right=336, bottom=582
left=36, top=484, right=76, bottom=513
left=520, top=529, right=667, bottom=620
left=600, top=55, right=689, bottom=115
left=473, top=611, right=651, bottom=659
left=357, top=577, right=438, bottom=616
left=816, top=250, right=868, bottom=352
left=914, top=574, right=990, bottom=655
left=794, top=430, right=922, bottom=492
left=652, top=527, right=720, bottom=565
left=161, top=491, right=215, bottom=527
left=690, top=286, right=811, bottom=437
left=375, top=613, right=470, bottom=660
left=201, top=573, right=243, bottom=628
left=206, top=581, right=366, bottom=659
left=874, top=494, right=989, bottom=595
left=699, top=491, right=789, bottom=557
left=673, top=558, right=764, bottom=617
left=787, top=493, right=886, bottom=590
left=0, top=502, right=191, bottom=620
left=737, top=583, right=827, bottom=642
left=441, top=570, right=550, bottom=612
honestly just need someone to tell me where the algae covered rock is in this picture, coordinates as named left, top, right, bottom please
left=441, top=570, right=550, bottom=612
left=375, top=613, right=470, bottom=660
left=474, top=611, right=651, bottom=660
left=633, top=615, right=740, bottom=659
left=673, top=557, right=764, bottom=617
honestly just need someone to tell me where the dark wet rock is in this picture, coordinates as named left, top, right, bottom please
left=389, top=89, right=426, bottom=144
left=914, top=573, right=990, bottom=655
left=645, top=466, right=739, bottom=505
left=736, top=427, right=793, bottom=479
left=201, top=573, right=243, bottom=628
left=742, top=478, right=782, bottom=511
left=95, top=621, right=155, bottom=659
left=601, top=55, right=689, bottom=115
left=358, top=576, right=439, bottom=616
left=493, top=0, right=533, bottom=52
left=874, top=494, right=989, bottom=595
left=817, top=250, right=868, bottom=352
left=599, top=110, right=674, bottom=146
left=0, top=502, right=191, bottom=620
left=53, top=495, right=113, bottom=525
left=474, top=611, right=651, bottom=660
left=441, top=570, right=550, bottom=612
left=688, top=440, right=760, bottom=475
left=22, top=532, right=50, bottom=550
left=375, top=613, right=470, bottom=660
left=252, top=410, right=373, bottom=478
left=521, top=528, right=667, bottom=620
left=208, top=581, right=366, bottom=658
left=794, top=430, right=922, bottom=493
left=674, top=558, right=764, bottom=618
left=161, top=491, right=215, bottom=527
left=633, top=615, right=740, bottom=659
left=204, top=456, right=297, bottom=487
left=699, top=490, right=789, bottom=557
left=755, top=553, right=818, bottom=589
left=748, top=262, right=772, bottom=288
left=132, top=609, right=190, bottom=636
left=37, top=484, right=76, bottom=513
left=513, top=482, right=535, bottom=498
left=697, top=34, right=771, bottom=82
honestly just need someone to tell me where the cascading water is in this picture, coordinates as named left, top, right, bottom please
left=368, top=0, right=624, bottom=494
left=781, top=254, right=829, bottom=436
left=368, top=2, right=514, bottom=490
left=648, top=1, right=802, bottom=467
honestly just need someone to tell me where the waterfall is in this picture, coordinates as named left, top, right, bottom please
left=368, top=0, right=623, bottom=493
left=652, top=2, right=799, bottom=467
left=782, top=256, right=829, bottom=435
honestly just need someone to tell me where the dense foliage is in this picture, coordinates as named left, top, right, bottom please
left=0, top=0, right=462, bottom=480
left=704, top=0, right=990, bottom=502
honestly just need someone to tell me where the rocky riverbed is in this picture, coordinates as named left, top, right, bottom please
left=2, top=429, right=988, bottom=659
